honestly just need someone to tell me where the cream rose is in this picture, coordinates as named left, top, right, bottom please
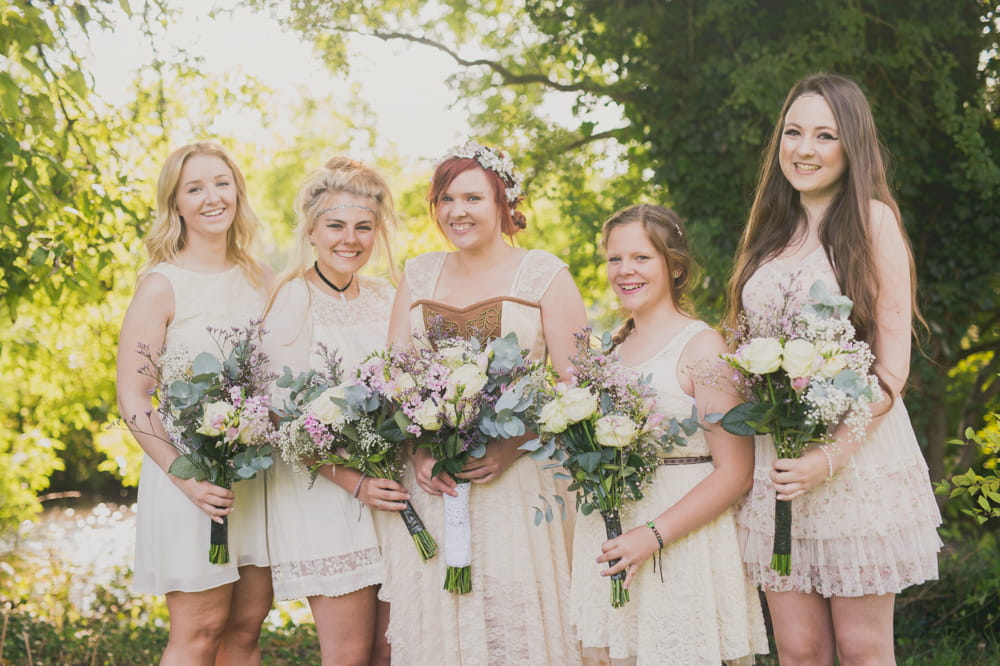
left=391, top=372, right=417, bottom=397
left=197, top=401, right=234, bottom=437
left=781, top=338, right=817, bottom=378
left=447, top=363, right=488, bottom=398
left=412, top=400, right=442, bottom=431
left=594, top=413, right=638, bottom=448
left=309, top=387, right=348, bottom=426
left=737, top=337, right=783, bottom=374
left=438, top=346, right=468, bottom=369
left=538, top=399, right=569, bottom=433
left=561, top=387, right=599, bottom=424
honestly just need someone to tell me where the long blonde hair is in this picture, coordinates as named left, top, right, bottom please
left=265, top=156, right=399, bottom=314
left=142, top=141, right=264, bottom=285
left=726, top=73, right=921, bottom=374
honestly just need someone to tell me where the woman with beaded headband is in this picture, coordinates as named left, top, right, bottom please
left=261, top=156, right=404, bottom=665
left=728, top=73, right=941, bottom=664
left=117, top=141, right=274, bottom=665
left=379, top=141, right=588, bottom=664
left=571, top=204, right=768, bottom=664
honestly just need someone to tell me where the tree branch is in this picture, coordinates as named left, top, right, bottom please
left=350, top=29, right=634, bottom=103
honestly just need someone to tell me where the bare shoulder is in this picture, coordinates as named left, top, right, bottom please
left=680, top=324, right=726, bottom=366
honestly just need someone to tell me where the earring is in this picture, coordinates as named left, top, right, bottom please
left=673, top=271, right=681, bottom=278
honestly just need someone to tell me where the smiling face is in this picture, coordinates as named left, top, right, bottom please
left=308, top=191, right=377, bottom=284
left=605, top=220, right=674, bottom=316
left=434, top=167, right=503, bottom=251
left=779, top=93, right=847, bottom=205
left=174, top=154, right=238, bottom=241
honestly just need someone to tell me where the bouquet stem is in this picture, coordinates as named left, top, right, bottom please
left=770, top=497, right=792, bottom=576
left=399, top=499, right=437, bottom=562
left=601, top=509, right=630, bottom=608
left=442, top=482, right=472, bottom=594
left=209, top=515, right=230, bottom=564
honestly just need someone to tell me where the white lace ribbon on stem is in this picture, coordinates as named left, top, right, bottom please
left=442, top=482, right=472, bottom=567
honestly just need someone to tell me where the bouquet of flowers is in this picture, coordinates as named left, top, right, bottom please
left=531, top=330, right=703, bottom=608
left=721, top=280, right=881, bottom=575
left=128, top=322, right=276, bottom=564
left=273, top=345, right=437, bottom=562
left=373, top=332, right=548, bottom=593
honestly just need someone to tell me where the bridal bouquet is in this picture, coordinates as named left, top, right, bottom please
left=273, top=345, right=437, bottom=562
left=373, top=332, right=547, bottom=593
left=721, top=280, right=881, bottom=575
left=130, top=322, right=276, bottom=564
left=532, top=330, right=701, bottom=608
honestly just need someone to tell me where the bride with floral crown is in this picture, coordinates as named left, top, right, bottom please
left=378, top=141, right=588, bottom=665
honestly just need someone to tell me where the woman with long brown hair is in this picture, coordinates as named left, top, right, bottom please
left=728, top=73, right=941, bottom=665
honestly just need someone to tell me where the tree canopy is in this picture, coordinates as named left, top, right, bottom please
left=1, top=0, right=997, bottom=532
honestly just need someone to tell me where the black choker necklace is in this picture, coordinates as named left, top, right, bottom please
left=314, top=261, right=354, bottom=293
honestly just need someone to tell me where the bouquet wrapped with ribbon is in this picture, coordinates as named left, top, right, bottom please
left=273, top=345, right=438, bottom=562
left=128, top=322, right=276, bottom=564
left=530, top=330, right=690, bottom=608
left=721, top=280, right=881, bottom=575
left=372, top=332, right=547, bottom=593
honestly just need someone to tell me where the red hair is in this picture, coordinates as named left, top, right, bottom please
left=427, top=157, right=526, bottom=237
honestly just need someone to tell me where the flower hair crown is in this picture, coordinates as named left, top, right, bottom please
left=439, top=141, right=524, bottom=205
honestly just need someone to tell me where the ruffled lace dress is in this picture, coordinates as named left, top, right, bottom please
left=133, top=263, right=270, bottom=594
left=571, top=321, right=768, bottom=665
left=737, top=246, right=942, bottom=596
left=379, top=249, right=582, bottom=666
left=262, top=276, right=394, bottom=601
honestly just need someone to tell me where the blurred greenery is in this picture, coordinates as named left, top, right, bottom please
left=0, top=0, right=998, bottom=659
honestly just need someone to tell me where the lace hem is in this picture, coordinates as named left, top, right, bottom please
left=271, top=546, right=381, bottom=583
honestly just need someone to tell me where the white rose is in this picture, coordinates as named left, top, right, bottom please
left=781, top=338, right=817, bottom=378
left=561, top=387, right=598, bottom=424
left=538, top=399, right=569, bottom=434
left=737, top=337, right=783, bottom=375
left=197, top=401, right=234, bottom=437
left=392, top=372, right=417, bottom=397
left=412, top=400, right=442, bottom=431
left=594, top=414, right=638, bottom=448
left=309, top=387, right=347, bottom=426
left=447, top=363, right=488, bottom=398
left=438, top=346, right=468, bottom=369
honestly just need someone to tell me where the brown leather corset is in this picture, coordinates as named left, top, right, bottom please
left=413, top=297, right=540, bottom=342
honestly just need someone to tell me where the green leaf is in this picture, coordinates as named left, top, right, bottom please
left=168, top=455, right=202, bottom=480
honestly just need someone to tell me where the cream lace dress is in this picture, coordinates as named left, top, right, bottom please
left=133, top=263, right=270, bottom=594
left=738, top=246, right=942, bottom=596
left=262, top=276, right=394, bottom=601
left=379, top=249, right=583, bottom=666
left=570, top=321, right=768, bottom=665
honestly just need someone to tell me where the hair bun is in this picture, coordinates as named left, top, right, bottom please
left=512, top=210, right=527, bottom=230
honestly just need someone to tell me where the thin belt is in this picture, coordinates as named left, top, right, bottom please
left=658, top=455, right=713, bottom=465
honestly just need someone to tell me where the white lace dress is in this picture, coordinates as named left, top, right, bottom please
left=132, top=263, right=270, bottom=594
left=379, top=249, right=583, bottom=666
left=262, top=276, right=394, bottom=601
left=738, top=246, right=942, bottom=596
left=570, top=321, right=768, bottom=665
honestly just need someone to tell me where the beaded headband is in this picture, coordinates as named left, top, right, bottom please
left=438, top=140, right=524, bottom=205
left=316, top=203, right=376, bottom=218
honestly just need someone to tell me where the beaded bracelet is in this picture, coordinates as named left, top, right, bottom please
left=352, top=474, right=368, bottom=499
left=646, top=521, right=664, bottom=549
left=818, top=445, right=835, bottom=481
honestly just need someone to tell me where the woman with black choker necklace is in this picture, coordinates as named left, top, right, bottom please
left=261, top=157, right=405, bottom=666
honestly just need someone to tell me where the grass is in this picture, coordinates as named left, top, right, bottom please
left=2, top=533, right=997, bottom=664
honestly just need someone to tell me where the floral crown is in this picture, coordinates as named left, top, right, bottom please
left=438, top=140, right=524, bottom=205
